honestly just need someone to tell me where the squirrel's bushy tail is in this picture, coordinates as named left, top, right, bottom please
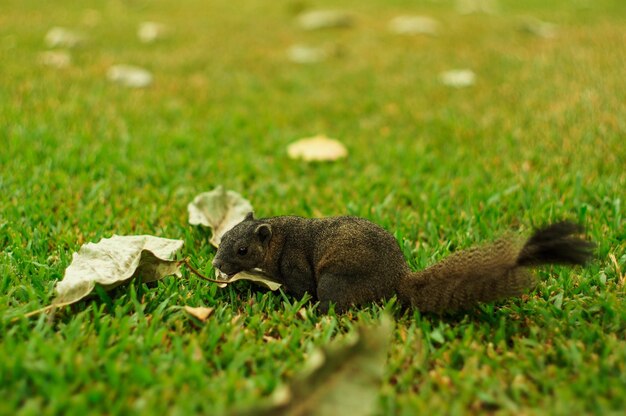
left=397, top=221, right=594, bottom=313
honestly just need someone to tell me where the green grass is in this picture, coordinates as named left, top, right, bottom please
left=1, top=0, right=625, bottom=414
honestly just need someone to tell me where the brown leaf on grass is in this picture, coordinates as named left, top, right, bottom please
left=287, top=135, right=348, bottom=162
left=188, top=186, right=254, bottom=247
left=184, top=305, right=215, bottom=321
left=235, top=315, right=394, bottom=416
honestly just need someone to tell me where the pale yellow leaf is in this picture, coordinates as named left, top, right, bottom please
left=287, top=135, right=348, bottom=162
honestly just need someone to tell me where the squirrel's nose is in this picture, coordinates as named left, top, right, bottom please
left=212, top=258, right=223, bottom=270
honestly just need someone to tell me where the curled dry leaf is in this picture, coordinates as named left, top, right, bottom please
left=287, top=135, right=348, bottom=162
left=184, top=305, right=215, bottom=322
left=45, top=27, right=85, bottom=48
left=439, top=69, right=476, bottom=88
left=237, top=315, right=394, bottom=416
left=297, top=10, right=353, bottom=30
left=188, top=185, right=254, bottom=247
left=107, top=65, right=153, bottom=88
left=138, top=21, right=169, bottom=43
left=55, top=235, right=184, bottom=305
left=388, top=16, right=440, bottom=36
left=39, top=50, right=71, bottom=68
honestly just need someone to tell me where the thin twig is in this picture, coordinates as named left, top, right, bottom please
left=180, top=258, right=228, bottom=284
left=11, top=300, right=75, bottom=322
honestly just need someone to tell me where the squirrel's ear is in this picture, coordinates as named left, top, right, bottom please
left=244, top=212, right=254, bottom=222
left=255, top=224, right=272, bottom=245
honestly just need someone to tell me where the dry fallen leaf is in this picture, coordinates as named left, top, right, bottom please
left=439, top=69, right=476, bottom=88
left=188, top=186, right=254, bottom=247
left=55, top=235, right=184, bottom=305
left=45, top=27, right=85, bottom=48
left=39, top=50, right=71, bottom=68
left=107, top=65, right=153, bottom=88
left=287, top=135, right=348, bottom=162
left=187, top=187, right=283, bottom=291
left=297, top=10, right=353, bottom=30
left=388, top=16, right=440, bottom=36
left=184, top=305, right=215, bottom=321
left=215, top=268, right=282, bottom=291
left=235, top=315, right=394, bottom=416
left=138, top=21, right=169, bottom=43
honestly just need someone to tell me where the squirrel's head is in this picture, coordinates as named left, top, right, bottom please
left=212, top=212, right=272, bottom=276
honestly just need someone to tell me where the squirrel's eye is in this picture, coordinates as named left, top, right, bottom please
left=237, top=247, right=248, bottom=256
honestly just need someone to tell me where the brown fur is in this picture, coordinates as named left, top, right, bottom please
left=213, top=215, right=593, bottom=313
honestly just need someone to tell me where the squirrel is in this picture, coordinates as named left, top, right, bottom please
left=212, top=213, right=594, bottom=313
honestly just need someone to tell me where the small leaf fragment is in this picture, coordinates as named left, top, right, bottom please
left=519, top=17, right=557, bottom=39
left=287, top=135, right=348, bottom=162
left=184, top=305, right=215, bottom=321
left=138, top=21, right=169, bottom=43
left=45, top=27, right=85, bottom=48
left=455, top=0, right=498, bottom=15
left=297, top=10, right=353, bottom=30
left=187, top=186, right=254, bottom=247
left=107, top=64, right=153, bottom=88
left=439, top=69, right=476, bottom=88
left=39, top=50, right=71, bottom=68
left=388, top=16, right=440, bottom=36
left=287, top=44, right=327, bottom=64
left=55, top=235, right=184, bottom=305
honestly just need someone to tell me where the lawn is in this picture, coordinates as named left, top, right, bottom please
left=1, top=0, right=625, bottom=414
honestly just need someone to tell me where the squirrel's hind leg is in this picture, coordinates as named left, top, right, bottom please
left=316, top=272, right=376, bottom=313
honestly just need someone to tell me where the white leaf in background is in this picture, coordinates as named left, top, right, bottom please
left=138, top=21, right=169, bottom=43
left=215, top=269, right=282, bottom=291
left=455, top=0, right=498, bottom=15
left=388, top=16, right=440, bottom=36
left=55, top=235, right=184, bottom=305
left=187, top=186, right=254, bottom=247
left=297, top=10, right=353, bottom=30
left=287, top=44, right=327, bottom=64
left=45, top=27, right=85, bottom=48
left=439, top=69, right=476, bottom=88
left=39, top=50, right=71, bottom=68
left=107, top=65, right=153, bottom=88
left=287, top=135, right=348, bottom=162
left=520, top=17, right=557, bottom=39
